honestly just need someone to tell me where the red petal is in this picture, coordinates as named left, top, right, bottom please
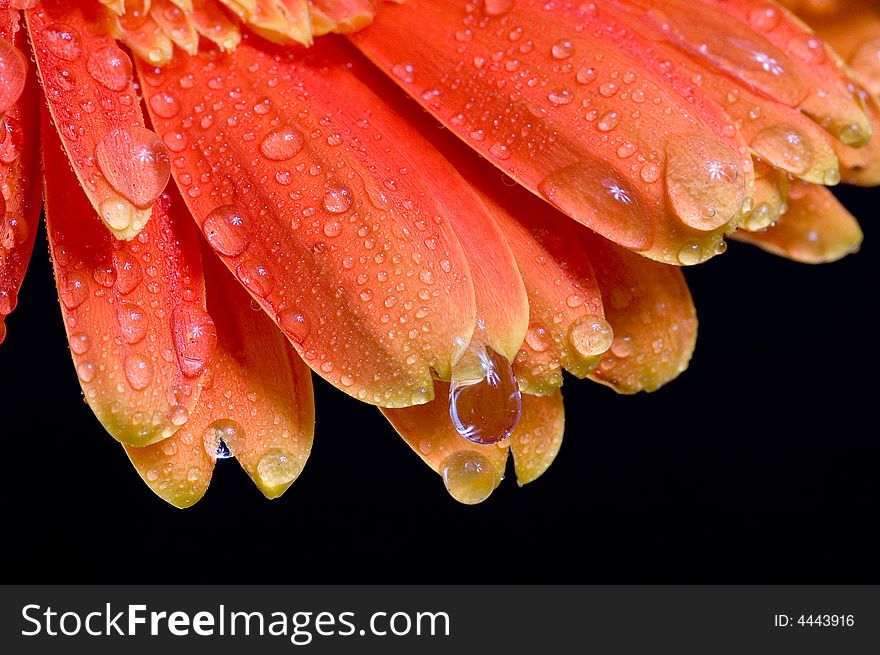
left=1, top=9, right=40, bottom=345
left=584, top=232, right=697, bottom=394
left=138, top=38, right=499, bottom=407
left=27, top=0, right=168, bottom=238
left=733, top=182, right=863, bottom=263
left=43, top=109, right=211, bottom=446
left=351, top=0, right=753, bottom=262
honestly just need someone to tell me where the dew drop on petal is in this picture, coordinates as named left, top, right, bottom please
left=99, top=195, right=135, bottom=233
left=323, top=185, right=353, bottom=214
left=257, top=448, right=303, bottom=488
left=42, top=24, right=81, bottom=61
left=664, top=135, right=743, bottom=232
left=567, top=314, right=614, bottom=359
left=95, top=127, right=171, bottom=208
left=236, top=259, right=274, bottom=298
left=677, top=241, right=704, bottom=266
left=69, top=332, right=91, bottom=355
left=483, top=0, right=513, bottom=17
left=171, top=304, right=217, bottom=378
left=440, top=451, right=497, bottom=505
left=449, top=345, right=521, bottom=445
left=113, top=251, right=143, bottom=295
left=202, top=204, right=250, bottom=256
left=118, top=302, right=148, bottom=344
left=86, top=46, right=133, bottom=91
left=124, top=353, right=154, bottom=390
left=278, top=309, right=311, bottom=344
left=259, top=126, right=304, bottom=161
left=148, top=91, right=180, bottom=119
left=0, top=38, right=27, bottom=116
left=202, top=419, right=245, bottom=460
left=750, top=124, right=812, bottom=176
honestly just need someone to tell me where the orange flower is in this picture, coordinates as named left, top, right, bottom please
left=0, top=0, right=872, bottom=506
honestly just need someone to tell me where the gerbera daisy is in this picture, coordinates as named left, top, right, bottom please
left=0, top=0, right=874, bottom=507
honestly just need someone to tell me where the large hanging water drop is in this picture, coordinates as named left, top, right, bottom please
left=449, top=343, right=521, bottom=445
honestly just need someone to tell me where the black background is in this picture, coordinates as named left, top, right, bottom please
left=2, top=185, right=877, bottom=584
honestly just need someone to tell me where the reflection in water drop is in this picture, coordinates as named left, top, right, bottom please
left=449, top=344, right=521, bottom=445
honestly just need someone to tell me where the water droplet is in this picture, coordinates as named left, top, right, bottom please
left=0, top=38, right=27, bottom=116
left=568, top=314, right=613, bottom=359
left=86, top=46, right=132, bottom=91
left=551, top=38, right=574, bottom=59
left=42, top=24, right=82, bottom=61
left=750, top=124, right=812, bottom=176
left=257, top=448, right=303, bottom=489
left=665, top=135, right=743, bottom=231
left=69, top=332, right=91, bottom=355
left=323, top=185, right=352, bottom=214
left=77, top=361, right=96, bottom=383
left=449, top=345, right=522, bottom=445
left=202, top=418, right=245, bottom=460
left=99, top=195, right=135, bottom=232
left=95, top=126, right=171, bottom=207
left=113, top=251, right=143, bottom=294
left=576, top=67, right=596, bottom=85
left=171, top=304, right=217, bottom=377
left=148, top=91, right=180, bottom=118
left=538, top=160, right=651, bottom=249
left=548, top=89, right=573, bottom=106
left=323, top=220, right=342, bottom=237
left=278, top=309, right=311, bottom=344
left=489, top=142, right=511, bottom=160
left=525, top=325, right=550, bottom=352
left=483, top=0, right=514, bottom=16
left=124, top=353, right=154, bottom=390
left=440, top=451, right=497, bottom=505
left=202, top=204, right=250, bottom=256
left=60, top=272, right=89, bottom=309
left=118, top=302, right=148, bottom=344
left=391, top=62, right=415, bottom=83
left=677, top=241, right=704, bottom=265
left=596, top=110, right=620, bottom=131
left=259, top=126, right=303, bottom=161
left=236, top=259, right=274, bottom=297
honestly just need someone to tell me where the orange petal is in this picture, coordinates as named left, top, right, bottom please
left=834, top=91, right=880, bottom=186
left=189, top=0, right=241, bottom=51
left=202, top=253, right=315, bottom=500
left=124, top=419, right=215, bottom=508
left=510, top=391, right=565, bottom=486
left=584, top=232, right=697, bottom=394
left=115, top=3, right=175, bottom=65
left=619, top=0, right=871, bottom=147
left=150, top=0, right=201, bottom=55
left=310, top=0, right=375, bottom=35
left=351, top=0, right=753, bottom=263
left=26, top=1, right=168, bottom=239
left=1, top=10, right=40, bottom=346
left=382, top=382, right=509, bottom=505
left=138, top=39, right=491, bottom=408
left=474, top=172, right=608, bottom=396
left=732, top=182, right=862, bottom=263
left=786, top=0, right=880, bottom=95
left=244, top=0, right=313, bottom=46
left=742, top=162, right=791, bottom=232
left=43, top=109, right=211, bottom=446
left=687, top=69, right=840, bottom=185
